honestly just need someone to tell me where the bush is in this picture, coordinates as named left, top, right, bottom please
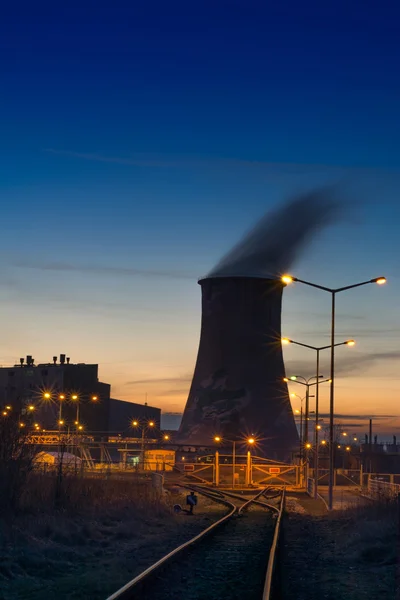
left=0, top=416, right=38, bottom=513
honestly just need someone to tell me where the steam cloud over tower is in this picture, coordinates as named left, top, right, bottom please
left=178, top=188, right=339, bottom=459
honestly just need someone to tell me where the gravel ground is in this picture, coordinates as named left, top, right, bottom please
left=281, top=498, right=398, bottom=600
left=135, top=504, right=276, bottom=600
left=0, top=491, right=226, bottom=600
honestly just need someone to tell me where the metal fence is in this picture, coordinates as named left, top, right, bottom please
left=367, top=477, right=400, bottom=500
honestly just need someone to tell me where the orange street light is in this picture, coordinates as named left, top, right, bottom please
left=71, top=394, right=78, bottom=401
left=164, top=434, right=170, bottom=441
left=5, top=405, right=11, bottom=410
left=43, top=392, right=51, bottom=399
left=92, top=395, right=98, bottom=401
left=28, top=405, right=35, bottom=411
left=19, top=422, right=25, bottom=428
left=374, top=277, right=387, bottom=285
left=247, top=437, right=255, bottom=445
left=2, top=411, right=8, bottom=416
left=282, top=275, right=293, bottom=285
left=321, top=440, right=327, bottom=445
left=78, top=425, right=83, bottom=431
left=214, top=436, right=221, bottom=442
left=132, top=420, right=139, bottom=427
left=149, top=421, right=155, bottom=427
left=346, top=446, right=351, bottom=451
left=59, top=394, right=65, bottom=400
left=58, top=420, right=64, bottom=426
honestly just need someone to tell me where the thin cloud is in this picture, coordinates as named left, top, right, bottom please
left=44, top=148, right=398, bottom=174
left=14, top=260, right=194, bottom=280
left=125, top=376, right=192, bottom=386
left=318, top=413, right=397, bottom=420
left=285, top=350, right=400, bottom=378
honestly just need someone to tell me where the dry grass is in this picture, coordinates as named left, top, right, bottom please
left=18, top=471, right=166, bottom=516
left=0, top=477, right=225, bottom=600
left=282, top=495, right=398, bottom=600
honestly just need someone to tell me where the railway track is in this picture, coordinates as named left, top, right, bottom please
left=106, top=486, right=285, bottom=600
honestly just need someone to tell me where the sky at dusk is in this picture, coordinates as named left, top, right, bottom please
left=1, top=2, right=400, bottom=437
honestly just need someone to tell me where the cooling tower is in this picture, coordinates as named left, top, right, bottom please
left=178, top=276, right=298, bottom=460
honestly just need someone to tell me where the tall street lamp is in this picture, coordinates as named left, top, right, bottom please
left=214, top=436, right=256, bottom=488
left=291, top=393, right=314, bottom=462
left=283, top=375, right=329, bottom=445
left=132, top=419, right=156, bottom=470
left=282, top=337, right=355, bottom=498
left=282, top=274, right=386, bottom=510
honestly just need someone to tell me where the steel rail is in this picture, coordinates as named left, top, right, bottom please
left=210, top=488, right=280, bottom=514
left=106, top=488, right=238, bottom=600
left=106, top=487, right=272, bottom=600
left=262, top=488, right=286, bottom=600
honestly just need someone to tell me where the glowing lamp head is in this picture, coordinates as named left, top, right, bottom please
left=28, top=405, right=35, bottom=411
left=281, top=338, right=291, bottom=345
left=247, top=437, right=255, bottom=445
left=92, top=395, right=98, bottom=401
left=316, top=425, right=322, bottom=430
left=58, top=420, right=64, bottom=425
left=283, top=377, right=289, bottom=383
left=321, top=440, right=327, bottom=445
left=43, top=392, right=51, bottom=399
left=78, top=425, right=83, bottom=431
left=164, top=434, right=170, bottom=440
left=59, top=394, right=65, bottom=400
left=149, top=421, right=155, bottom=427
left=290, top=376, right=297, bottom=381
left=282, top=275, right=293, bottom=285
left=305, top=443, right=312, bottom=449
left=5, top=405, right=11, bottom=410
left=373, top=277, right=387, bottom=285
left=294, top=409, right=300, bottom=414
left=214, top=436, right=221, bottom=442
left=346, top=446, right=351, bottom=451
left=19, top=422, right=25, bottom=428
left=72, top=394, right=78, bottom=401
left=2, top=411, right=7, bottom=416
left=346, top=340, right=356, bottom=346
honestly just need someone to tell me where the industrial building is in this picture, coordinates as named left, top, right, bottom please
left=0, top=354, right=160, bottom=437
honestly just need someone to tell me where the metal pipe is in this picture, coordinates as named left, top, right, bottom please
left=232, top=441, right=236, bottom=488
left=314, top=349, right=320, bottom=499
left=328, top=291, right=336, bottom=510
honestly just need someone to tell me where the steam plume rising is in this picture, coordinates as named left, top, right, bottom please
left=207, top=187, right=339, bottom=279
left=177, top=186, right=341, bottom=459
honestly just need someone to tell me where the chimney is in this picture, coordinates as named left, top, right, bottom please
left=26, top=355, right=32, bottom=366
left=20, top=358, right=24, bottom=367
left=53, top=356, right=57, bottom=365
left=66, top=357, right=70, bottom=364
left=177, top=277, right=298, bottom=460
left=60, top=354, right=66, bottom=365
left=393, top=435, right=397, bottom=447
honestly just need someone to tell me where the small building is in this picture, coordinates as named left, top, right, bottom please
left=144, top=449, right=175, bottom=471
left=35, top=451, right=82, bottom=468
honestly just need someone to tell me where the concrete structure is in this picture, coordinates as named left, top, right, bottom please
left=108, top=398, right=160, bottom=435
left=178, top=277, right=298, bottom=460
left=0, top=354, right=161, bottom=437
left=0, top=354, right=110, bottom=431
